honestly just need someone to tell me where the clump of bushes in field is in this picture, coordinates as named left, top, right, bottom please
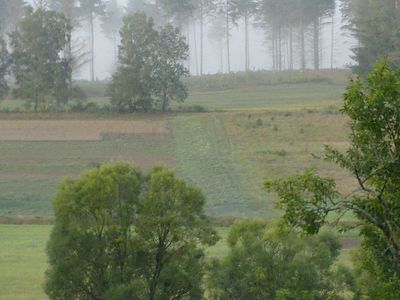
left=45, top=162, right=354, bottom=300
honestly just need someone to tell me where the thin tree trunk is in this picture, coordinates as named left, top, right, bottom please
left=331, top=14, right=334, bottom=70
left=289, top=26, right=293, bottom=70
left=186, top=26, right=191, bottom=74
left=244, top=11, right=249, bottom=71
left=220, top=40, right=224, bottom=73
left=193, top=22, right=199, bottom=76
left=300, top=17, right=305, bottom=71
left=90, top=12, right=95, bottom=81
left=313, top=17, right=319, bottom=70
left=226, top=0, right=231, bottom=73
left=278, top=26, right=282, bottom=71
left=200, top=1, right=204, bottom=76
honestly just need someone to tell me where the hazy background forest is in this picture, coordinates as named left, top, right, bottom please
left=24, top=0, right=355, bottom=79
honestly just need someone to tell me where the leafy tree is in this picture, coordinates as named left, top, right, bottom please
left=10, top=8, right=72, bottom=110
left=46, top=163, right=217, bottom=300
left=265, top=59, right=400, bottom=298
left=207, top=220, right=353, bottom=299
left=136, top=166, right=218, bottom=300
left=0, top=37, right=9, bottom=99
left=77, top=0, right=106, bottom=81
left=153, top=25, right=189, bottom=112
left=108, top=13, right=189, bottom=113
left=108, top=13, right=157, bottom=112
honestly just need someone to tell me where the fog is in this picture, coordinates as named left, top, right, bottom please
left=28, top=0, right=356, bottom=80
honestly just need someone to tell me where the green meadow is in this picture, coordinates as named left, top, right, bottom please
left=0, top=72, right=359, bottom=299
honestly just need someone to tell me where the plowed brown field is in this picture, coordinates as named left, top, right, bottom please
left=0, top=120, right=167, bottom=141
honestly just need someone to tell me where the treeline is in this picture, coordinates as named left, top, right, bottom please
left=2, top=0, right=398, bottom=78
left=0, top=4, right=189, bottom=112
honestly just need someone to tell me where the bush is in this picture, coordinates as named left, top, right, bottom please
left=207, top=221, right=354, bottom=300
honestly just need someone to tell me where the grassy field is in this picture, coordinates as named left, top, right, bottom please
left=0, top=225, right=355, bottom=300
left=0, top=80, right=350, bottom=220
left=0, top=109, right=353, bottom=220
left=0, top=75, right=360, bottom=298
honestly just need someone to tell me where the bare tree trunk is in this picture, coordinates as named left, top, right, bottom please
left=186, top=26, right=191, bottom=74
left=278, top=26, right=282, bottom=71
left=300, top=17, right=305, bottom=71
left=244, top=11, right=249, bottom=71
left=272, top=29, right=275, bottom=70
left=289, top=26, right=293, bottom=70
left=220, top=40, right=224, bottom=73
left=90, top=12, right=95, bottom=81
left=226, top=0, right=231, bottom=73
left=193, top=22, right=199, bottom=76
left=313, top=17, right=319, bottom=70
left=200, top=1, right=204, bottom=76
left=331, top=14, right=334, bottom=70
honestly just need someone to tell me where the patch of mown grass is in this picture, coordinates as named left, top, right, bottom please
left=170, top=114, right=259, bottom=218
left=0, top=225, right=51, bottom=300
left=181, top=83, right=346, bottom=111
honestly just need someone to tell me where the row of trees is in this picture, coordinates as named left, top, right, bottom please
left=1, top=0, right=339, bottom=78
left=0, top=6, right=188, bottom=112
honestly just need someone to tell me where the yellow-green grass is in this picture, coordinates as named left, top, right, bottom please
left=0, top=82, right=346, bottom=113
left=180, top=83, right=345, bottom=111
left=0, top=107, right=355, bottom=220
left=0, top=225, right=51, bottom=300
left=0, top=225, right=356, bottom=300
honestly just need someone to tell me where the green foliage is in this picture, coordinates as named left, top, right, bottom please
left=266, top=59, right=400, bottom=297
left=207, top=220, right=353, bottom=300
left=154, top=24, right=189, bottom=112
left=9, top=9, right=73, bottom=111
left=108, top=13, right=189, bottom=113
left=45, top=163, right=217, bottom=300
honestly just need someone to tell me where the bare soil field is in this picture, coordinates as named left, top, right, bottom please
left=0, top=120, right=167, bottom=141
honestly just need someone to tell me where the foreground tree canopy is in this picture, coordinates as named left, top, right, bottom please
left=46, top=163, right=218, bottom=300
left=265, top=59, right=400, bottom=299
left=108, top=12, right=189, bottom=113
left=207, top=220, right=354, bottom=300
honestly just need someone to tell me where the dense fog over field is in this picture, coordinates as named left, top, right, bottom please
left=26, top=0, right=355, bottom=80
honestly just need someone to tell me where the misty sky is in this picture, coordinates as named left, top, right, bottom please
left=27, top=0, right=355, bottom=80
